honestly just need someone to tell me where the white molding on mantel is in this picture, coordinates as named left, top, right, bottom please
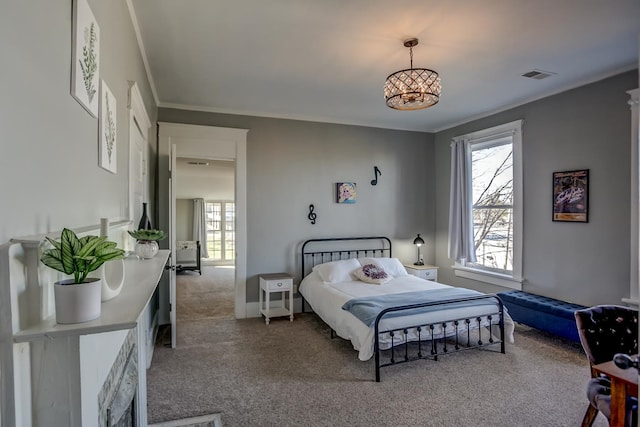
left=127, top=81, right=151, bottom=134
left=10, top=219, right=132, bottom=245
left=628, top=88, right=639, bottom=106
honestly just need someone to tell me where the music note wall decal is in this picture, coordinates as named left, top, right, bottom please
left=370, top=166, right=382, bottom=186
left=308, top=204, right=317, bottom=224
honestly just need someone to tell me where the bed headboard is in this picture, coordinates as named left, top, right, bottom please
left=301, top=236, right=392, bottom=278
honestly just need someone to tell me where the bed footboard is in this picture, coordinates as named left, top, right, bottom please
left=373, top=294, right=506, bottom=382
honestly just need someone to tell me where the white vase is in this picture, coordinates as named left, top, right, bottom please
left=90, top=258, right=126, bottom=302
left=135, top=240, right=159, bottom=259
left=54, top=278, right=102, bottom=324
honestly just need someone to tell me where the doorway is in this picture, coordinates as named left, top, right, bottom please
left=158, top=122, right=248, bottom=348
left=175, top=157, right=236, bottom=321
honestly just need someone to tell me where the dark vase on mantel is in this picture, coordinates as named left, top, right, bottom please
left=138, top=202, right=152, bottom=230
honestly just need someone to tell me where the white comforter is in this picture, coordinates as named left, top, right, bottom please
left=299, top=271, right=515, bottom=360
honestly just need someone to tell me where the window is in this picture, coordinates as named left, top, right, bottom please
left=471, top=139, right=513, bottom=273
left=450, top=120, right=523, bottom=289
left=205, top=201, right=235, bottom=262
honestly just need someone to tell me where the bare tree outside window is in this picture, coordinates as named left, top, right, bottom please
left=471, top=143, right=513, bottom=273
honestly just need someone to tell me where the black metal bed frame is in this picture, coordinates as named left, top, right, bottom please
left=300, top=236, right=506, bottom=382
left=301, top=236, right=392, bottom=313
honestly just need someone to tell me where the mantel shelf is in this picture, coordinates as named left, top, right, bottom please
left=10, top=219, right=133, bottom=245
left=13, top=250, right=169, bottom=343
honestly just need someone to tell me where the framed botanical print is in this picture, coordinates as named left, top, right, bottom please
left=99, top=80, right=117, bottom=173
left=71, top=0, right=100, bottom=116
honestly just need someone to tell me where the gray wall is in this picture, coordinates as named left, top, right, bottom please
left=0, top=0, right=157, bottom=244
left=434, top=70, right=638, bottom=306
left=157, top=110, right=435, bottom=302
left=176, top=199, right=193, bottom=242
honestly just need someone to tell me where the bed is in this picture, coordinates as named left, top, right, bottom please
left=299, top=237, right=514, bottom=381
left=176, top=240, right=201, bottom=274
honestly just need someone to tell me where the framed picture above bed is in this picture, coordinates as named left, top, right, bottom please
left=336, top=182, right=357, bottom=204
left=552, top=169, right=589, bottom=222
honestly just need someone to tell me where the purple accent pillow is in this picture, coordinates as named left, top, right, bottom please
left=353, top=263, right=391, bottom=285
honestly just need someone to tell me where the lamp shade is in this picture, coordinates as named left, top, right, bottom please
left=413, top=234, right=425, bottom=246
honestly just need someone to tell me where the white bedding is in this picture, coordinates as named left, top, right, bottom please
left=299, top=271, right=515, bottom=361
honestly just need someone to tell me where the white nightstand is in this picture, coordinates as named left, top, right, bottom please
left=259, top=273, right=294, bottom=324
left=404, top=264, right=439, bottom=281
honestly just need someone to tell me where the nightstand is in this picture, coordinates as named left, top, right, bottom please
left=404, top=264, right=439, bottom=281
left=259, top=273, right=294, bottom=324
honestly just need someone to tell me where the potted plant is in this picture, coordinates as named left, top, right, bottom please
left=128, top=229, right=166, bottom=259
left=40, top=228, right=125, bottom=324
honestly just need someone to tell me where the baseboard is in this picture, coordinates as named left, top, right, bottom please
left=149, top=413, right=222, bottom=427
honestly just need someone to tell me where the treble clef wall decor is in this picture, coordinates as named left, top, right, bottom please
left=308, top=204, right=317, bottom=225
left=370, top=166, right=382, bottom=186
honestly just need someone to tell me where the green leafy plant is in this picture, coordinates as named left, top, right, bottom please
left=41, top=228, right=125, bottom=284
left=127, top=229, right=167, bottom=242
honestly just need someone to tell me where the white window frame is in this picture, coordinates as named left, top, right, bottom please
left=452, top=120, right=524, bottom=290
left=205, top=200, right=235, bottom=262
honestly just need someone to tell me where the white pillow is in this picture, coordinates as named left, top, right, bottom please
left=353, top=263, right=391, bottom=285
left=358, top=257, right=408, bottom=277
left=312, top=258, right=360, bottom=283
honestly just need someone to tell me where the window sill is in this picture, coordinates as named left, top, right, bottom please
left=452, top=265, right=523, bottom=290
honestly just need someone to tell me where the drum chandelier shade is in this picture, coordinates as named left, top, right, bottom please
left=384, top=38, right=441, bottom=110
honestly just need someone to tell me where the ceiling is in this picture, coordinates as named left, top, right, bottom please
left=130, top=0, right=640, bottom=132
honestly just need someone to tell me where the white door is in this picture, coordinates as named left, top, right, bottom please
left=169, top=144, right=178, bottom=348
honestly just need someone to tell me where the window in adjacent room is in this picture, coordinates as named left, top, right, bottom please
left=449, top=120, right=523, bottom=289
left=205, top=201, right=235, bottom=262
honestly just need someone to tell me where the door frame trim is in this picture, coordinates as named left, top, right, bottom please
left=158, top=122, right=248, bottom=319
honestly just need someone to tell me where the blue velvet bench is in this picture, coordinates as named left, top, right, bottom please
left=496, top=290, right=586, bottom=343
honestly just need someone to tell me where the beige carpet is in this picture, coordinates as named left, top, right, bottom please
left=147, top=313, right=610, bottom=427
left=176, top=266, right=235, bottom=321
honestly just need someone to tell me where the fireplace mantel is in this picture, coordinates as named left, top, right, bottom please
left=1, top=223, right=169, bottom=427
left=13, top=251, right=169, bottom=342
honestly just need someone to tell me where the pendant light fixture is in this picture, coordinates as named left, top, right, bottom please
left=384, top=38, right=441, bottom=110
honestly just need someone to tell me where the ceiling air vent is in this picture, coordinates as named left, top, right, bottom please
left=521, top=69, right=556, bottom=80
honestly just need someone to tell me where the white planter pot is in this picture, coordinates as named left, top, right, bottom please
left=54, top=278, right=102, bottom=324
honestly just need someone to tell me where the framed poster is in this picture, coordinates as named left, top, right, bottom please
left=552, top=169, right=588, bottom=222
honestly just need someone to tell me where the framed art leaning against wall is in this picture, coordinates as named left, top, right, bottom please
left=552, top=169, right=589, bottom=222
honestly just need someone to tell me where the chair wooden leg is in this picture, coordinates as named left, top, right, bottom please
left=581, top=405, right=599, bottom=427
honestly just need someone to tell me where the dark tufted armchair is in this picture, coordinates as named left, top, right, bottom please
left=574, top=305, right=638, bottom=427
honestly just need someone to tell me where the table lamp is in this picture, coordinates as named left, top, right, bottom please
left=413, top=234, right=425, bottom=265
